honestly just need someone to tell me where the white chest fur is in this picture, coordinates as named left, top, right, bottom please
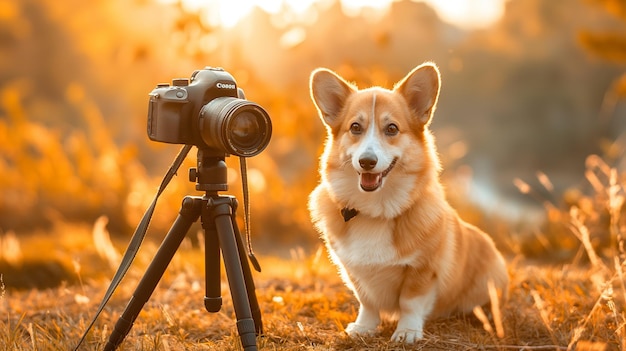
left=327, top=215, right=418, bottom=311
left=332, top=216, right=397, bottom=265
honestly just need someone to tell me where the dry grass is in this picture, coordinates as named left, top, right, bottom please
left=1, top=156, right=625, bottom=351
left=0, top=237, right=622, bottom=351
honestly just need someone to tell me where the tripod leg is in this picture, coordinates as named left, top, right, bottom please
left=202, top=213, right=222, bottom=313
left=210, top=199, right=258, bottom=351
left=105, top=197, right=203, bottom=351
left=231, top=213, right=263, bottom=335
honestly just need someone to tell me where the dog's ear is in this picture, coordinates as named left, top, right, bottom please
left=394, top=63, right=441, bottom=125
left=310, top=68, right=356, bottom=129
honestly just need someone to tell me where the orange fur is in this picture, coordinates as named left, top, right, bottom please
left=308, top=63, right=509, bottom=343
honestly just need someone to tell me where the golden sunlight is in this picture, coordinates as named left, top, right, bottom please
left=425, top=0, right=505, bottom=29
left=157, top=0, right=505, bottom=29
left=158, top=0, right=317, bottom=28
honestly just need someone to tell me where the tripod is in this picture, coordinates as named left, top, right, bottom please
left=104, top=148, right=263, bottom=351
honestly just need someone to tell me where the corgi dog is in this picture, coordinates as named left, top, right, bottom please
left=308, top=63, right=509, bottom=343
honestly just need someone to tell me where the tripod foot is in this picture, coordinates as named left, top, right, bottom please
left=204, top=296, right=223, bottom=313
left=237, top=318, right=258, bottom=351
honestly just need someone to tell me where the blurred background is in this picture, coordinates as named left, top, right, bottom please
left=0, top=0, right=625, bottom=287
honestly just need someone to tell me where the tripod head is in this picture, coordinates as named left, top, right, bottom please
left=189, top=147, right=229, bottom=193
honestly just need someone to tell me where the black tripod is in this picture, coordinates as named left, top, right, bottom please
left=104, top=148, right=262, bottom=351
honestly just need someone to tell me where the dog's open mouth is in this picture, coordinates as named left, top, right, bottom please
left=359, top=158, right=397, bottom=192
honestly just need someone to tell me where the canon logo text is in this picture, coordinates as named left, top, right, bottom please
left=216, top=82, right=236, bottom=89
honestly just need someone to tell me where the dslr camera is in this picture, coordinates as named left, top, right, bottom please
left=147, top=67, right=272, bottom=157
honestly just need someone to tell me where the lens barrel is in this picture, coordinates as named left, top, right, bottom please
left=199, top=97, right=272, bottom=157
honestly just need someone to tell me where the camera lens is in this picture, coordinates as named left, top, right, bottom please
left=199, top=97, right=272, bottom=157
left=230, top=111, right=261, bottom=149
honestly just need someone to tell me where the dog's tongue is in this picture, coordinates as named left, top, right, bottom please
left=360, top=173, right=382, bottom=192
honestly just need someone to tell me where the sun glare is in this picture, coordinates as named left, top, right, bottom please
left=425, top=0, right=504, bottom=29
left=158, top=0, right=504, bottom=29
left=340, top=0, right=392, bottom=18
left=158, top=0, right=319, bottom=28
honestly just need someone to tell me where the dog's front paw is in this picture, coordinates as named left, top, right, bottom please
left=391, top=328, right=423, bottom=343
left=345, top=322, right=377, bottom=337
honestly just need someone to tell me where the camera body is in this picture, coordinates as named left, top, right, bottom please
left=147, top=67, right=271, bottom=157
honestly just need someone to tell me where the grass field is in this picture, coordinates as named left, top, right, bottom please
left=0, top=229, right=623, bottom=351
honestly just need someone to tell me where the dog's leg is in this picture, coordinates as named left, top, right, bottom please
left=345, top=303, right=380, bottom=336
left=391, top=287, right=437, bottom=343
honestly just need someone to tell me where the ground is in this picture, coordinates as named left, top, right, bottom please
left=0, top=239, right=621, bottom=351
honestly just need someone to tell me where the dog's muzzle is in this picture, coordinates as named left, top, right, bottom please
left=358, top=158, right=397, bottom=192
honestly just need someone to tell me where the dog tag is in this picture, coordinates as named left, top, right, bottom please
left=341, top=207, right=359, bottom=222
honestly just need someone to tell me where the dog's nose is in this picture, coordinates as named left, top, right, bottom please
left=359, top=152, right=378, bottom=171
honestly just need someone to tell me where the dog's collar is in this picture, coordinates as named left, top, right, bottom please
left=341, top=207, right=359, bottom=222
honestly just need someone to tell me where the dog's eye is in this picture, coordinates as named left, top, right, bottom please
left=350, top=123, right=362, bottom=134
left=385, top=124, right=399, bottom=136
